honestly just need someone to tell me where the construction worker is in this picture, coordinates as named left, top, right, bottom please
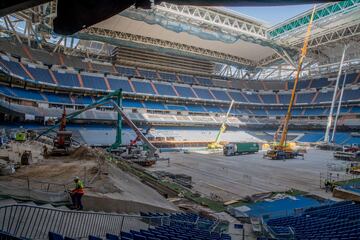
left=70, top=177, right=85, bottom=210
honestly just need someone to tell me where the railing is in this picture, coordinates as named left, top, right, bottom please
left=0, top=205, right=170, bottom=240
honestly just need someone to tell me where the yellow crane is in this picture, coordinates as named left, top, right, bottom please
left=208, top=100, right=235, bottom=150
left=265, top=6, right=316, bottom=160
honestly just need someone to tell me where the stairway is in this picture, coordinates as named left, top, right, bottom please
left=0, top=197, right=163, bottom=240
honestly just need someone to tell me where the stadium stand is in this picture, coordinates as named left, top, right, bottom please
left=265, top=201, right=360, bottom=240
left=107, top=76, right=133, bottom=92
left=53, top=71, right=81, bottom=87
left=132, top=80, right=156, bottom=95
left=82, top=74, right=108, bottom=90
left=193, top=87, right=215, bottom=100
left=154, top=82, right=177, bottom=97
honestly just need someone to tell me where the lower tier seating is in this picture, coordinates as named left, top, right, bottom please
left=266, top=201, right=360, bottom=240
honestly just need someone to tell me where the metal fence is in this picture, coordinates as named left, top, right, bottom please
left=0, top=205, right=220, bottom=239
left=0, top=205, right=170, bottom=240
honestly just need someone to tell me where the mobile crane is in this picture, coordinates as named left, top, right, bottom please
left=208, top=100, right=234, bottom=150
left=265, top=6, right=316, bottom=160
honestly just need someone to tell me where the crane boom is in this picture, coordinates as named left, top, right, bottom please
left=214, top=100, right=234, bottom=144
left=278, top=6, right=316, bottom=147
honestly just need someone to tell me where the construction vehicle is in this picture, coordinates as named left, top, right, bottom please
left=347, top=162, right=360, bottom=175
left=51, top=107, right=73, bottom=155
left=264, top=6, right=316, bottom=160
left=223, top=142, right=259, bottom=156
left=37, top=90, right=162, bottom=166
left=334, top=144, right=360, bottom=161
left=15, top=127, right=26, bottom=142
left=208, top=100, right=234, bottom=150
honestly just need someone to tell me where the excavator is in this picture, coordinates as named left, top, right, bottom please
left=265, top=6, right=316, bottom=160
left=208, top=100, right=234, bottom=149
left=51, top=107, right=73, bottom=155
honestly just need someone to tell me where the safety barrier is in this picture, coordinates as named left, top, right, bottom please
left=0, top=204, right=170, bottom=240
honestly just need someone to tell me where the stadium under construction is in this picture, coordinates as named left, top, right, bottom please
left=0, top=1, right=360, bottom=239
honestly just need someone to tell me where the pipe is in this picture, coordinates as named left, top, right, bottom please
left=324, top=45, right=348, bottom=143
left=330, top=72, right=347, bottom=143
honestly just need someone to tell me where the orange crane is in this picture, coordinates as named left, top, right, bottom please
left=265, top=6, right=316, bottom=160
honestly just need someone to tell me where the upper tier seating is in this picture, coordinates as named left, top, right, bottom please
left=196, top=77, right=213, bottom=86
left=315, top=91, right=334, bottom=103
left=158, top=72, right=177, bottom=82
left=54, top=71, right=80, bottom=87
left=193, top=87, right=214, bottom=100
left=227, top=91, right=247, bottom=103
left=266, top=201, right=360, bottom=240
left=116, top=66, right=136, bottom=76
left=0, top=58, right=28, bottom=79
left=178, top=75, right=195, bottom=84
left=174, top=86, right=196, bottom=98
left=91, top=63, right=114, bottom=73
left=309, top=77, right=330, bottom=89
left=211, top=89, right=231, bottom=101
left=139, top=69, right=158, bottom=79
left=243, top=93, right=261, bottom=103
left=261, top=94, right=277, bottom=104
left=82, top=75, right=108, bottom=90
left=25, top=65, right=54, bottom=84
left=132, top=80, right=156, bottom=95
left=154, top=83, right=177, bottom=97
left=107, top=77, right=133, bottom=92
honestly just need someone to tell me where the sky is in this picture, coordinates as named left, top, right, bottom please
left=229, top=4, right=313, bottom=26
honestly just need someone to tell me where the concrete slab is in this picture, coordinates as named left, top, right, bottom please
left=151, top=149, right=349, bottom=201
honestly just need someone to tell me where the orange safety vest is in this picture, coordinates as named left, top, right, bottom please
left=73, top=180, right=85, bottom=194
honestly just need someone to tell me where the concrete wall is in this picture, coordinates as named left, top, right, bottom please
left=83, top=194, right=177, bottom=214
left=333, top=187, right=360, bottom=202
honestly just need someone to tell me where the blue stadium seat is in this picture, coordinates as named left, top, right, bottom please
left=72, top=95, right=93, bottom=105
left=166, top=105, right=187, bottom=111
left=158, top=72, right=177, bottom=82
left=139, top=69, right=158, bottom=79
left=310, top=77, right=330, bottom=88
left=132, top=81, right=156, bottom=95
left=196, top=77, right=213, bottom=86
left=193, top=88, right=214, bottom=100
left=143, top=101, right=166, bottom=110
left=49, top=232, right=64, bottom=240
left=303, top=108, right=325, bottom=116
left=315, top=91, right=333, bottom=103
left=178, top=75, right=195, bottom=84
left=341, top=89, right=359, bottom=101
left=0, top=58, right=28, bottom=79
left=105, top=233, right=119, bottom=240
left=210, top=89, right=231, bottom=101
left=186, top=105, right=207, bottom=113
left=122, top=99, right=144, bottom=108
left=89, top=235, right=102, bottom=240
left=154, top=83, right=177, bottom=97
left=278, top=94, right=291, bottom=104
left=243, top=93, right=261, bottom=103
left=266, top=201, right=360, bottom=240
left=296, top=92, right=315, bottom=104
left=174, top=86, right=196, bottom=98
left=116, top=66, right=136, bottom=76
left=43, top=92, right=72, bottom=104
left=10, top=87, right=45, bottom=101
left=53, top=71, right=80, bottom=87
left=26, top=65, right=54, bottom=84
left=227, top=91, right=247, bottom=102
left=82, top=75, right=108, bottom=90
left=260, top=94, right=277, bottom=104
left=107, top=77, right=133, bottom=92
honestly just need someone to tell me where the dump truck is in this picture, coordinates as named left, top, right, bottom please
left=223, top=142, right=259, bottom=156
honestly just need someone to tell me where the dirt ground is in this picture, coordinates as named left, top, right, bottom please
left=0, top=145, right=177, bottom=211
